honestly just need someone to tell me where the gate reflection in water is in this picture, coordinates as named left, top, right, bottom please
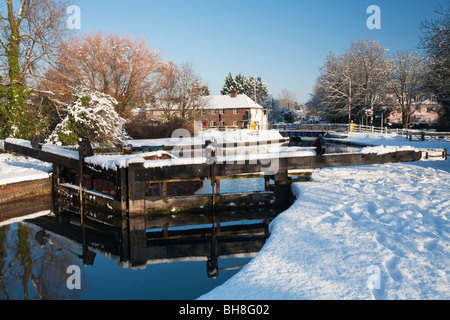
left=0, top=204, right=274, bottom=300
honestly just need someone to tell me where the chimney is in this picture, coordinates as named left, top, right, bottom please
left=230, top=88, right=238, bottom=98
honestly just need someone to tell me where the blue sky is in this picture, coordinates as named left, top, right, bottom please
left=73, top=0, right=446, bottom=103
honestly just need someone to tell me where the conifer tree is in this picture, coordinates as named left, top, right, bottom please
left=220, top=73, right=269, bottom=107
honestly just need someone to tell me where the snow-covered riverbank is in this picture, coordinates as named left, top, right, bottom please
left=0, top=153, right=52, bottom=185
left=199, top=132, right=450, bottom=300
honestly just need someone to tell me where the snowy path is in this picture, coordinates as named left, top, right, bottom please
left=200, top=133, right=450, bottom=300
left=200, top=163, right=450, bottom=300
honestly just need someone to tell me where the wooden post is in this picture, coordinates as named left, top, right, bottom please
left=264, top=177, right=270, bottom=191
left=52, top=164, right=61, bottom=214
left=128, top=164, right=146, bottom=215
left=79, top=152, right=84, bottom=224
left=273, top=170, right=291, bottom=206
left=215, top=179, right=220, bottom=194
left=159, top=182, right=168, bottom=197
left=117, top=168, right=128, bottom=218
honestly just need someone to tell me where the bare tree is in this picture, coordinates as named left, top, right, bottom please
left=158, top=62, right=210, bottom=124
left=313, top=39, right=393, bottom=122
left=390, top=51, right=428, bottom=128
left=42, top=32, right=172, bottom=119
left=278, top=89, right=298, bottom=109
left=0, top=0, right=70, bottom=138
left=419, top=3, right=450, bottom=130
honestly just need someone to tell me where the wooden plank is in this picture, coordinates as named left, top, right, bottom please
left=135, top=150, right=424, bottom=182
left=4, top=141, right=79, bottom=170
left=119, top=168, right=128, bottom=216
left=4, top=140, right=118, bottom=182
left=128, top=164, right=146, bottom=215
left=281, top=150, right=423, bottom=170
left=145, top=191, right=275, bottom=214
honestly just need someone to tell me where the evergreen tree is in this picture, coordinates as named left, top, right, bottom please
left=221, top=73, right=270, bottom=107
left=221, top=72, right=238, bottom=95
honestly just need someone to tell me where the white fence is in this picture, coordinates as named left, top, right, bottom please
left=270, top=123, right=450, bottom=142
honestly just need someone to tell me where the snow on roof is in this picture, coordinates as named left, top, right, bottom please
left=144, top=94, right=263, bottom=111
left=202, top=94, right=264, bottom=110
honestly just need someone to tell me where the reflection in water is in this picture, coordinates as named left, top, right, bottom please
left=0, top=206, right=273, bottom=300
left=0, top=218, right=81, bottom=300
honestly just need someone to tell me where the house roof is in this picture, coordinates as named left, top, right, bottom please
left=143, top=94, right=263, bottom=111
left=202, top=94, right=264, bottom=110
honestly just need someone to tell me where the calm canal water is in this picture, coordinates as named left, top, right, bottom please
left=0, top=204, right=275, bottom=300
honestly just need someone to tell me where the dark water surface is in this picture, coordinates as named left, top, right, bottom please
left=0, top=193, right=276, bottom=300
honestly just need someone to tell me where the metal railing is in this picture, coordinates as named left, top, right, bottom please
left=269, top=123, right=450, bottom=141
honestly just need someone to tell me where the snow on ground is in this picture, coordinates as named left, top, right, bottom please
left=199, top=132, right=450, bottom=300
left=338, top=131, right=449, bottom=150
left=0, top=153, right=52, bottom=185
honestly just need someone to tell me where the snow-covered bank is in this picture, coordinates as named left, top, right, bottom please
left=200, top=132, right=450, bottom=300
left=0, top=153, right=52, bottom=185
left=341, top=132, right=450, bottom=173
left=340, top=131, right=449, bottom=150
left=199, top=163, right=450, bottom=300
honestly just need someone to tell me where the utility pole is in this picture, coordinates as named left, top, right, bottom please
left=253, top=79, right=257, bottom=127
left=349, top=80, right=352, bottom=126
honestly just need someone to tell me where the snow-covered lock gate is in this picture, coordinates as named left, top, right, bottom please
left=2, top=137, right=447, bottom=217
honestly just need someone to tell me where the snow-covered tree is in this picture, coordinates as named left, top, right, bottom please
left=278, top=89, right=298, bottom=109
left=419, top=3, right=450, bottom=130
left=48, top=90, right=129, bottom=147
left=389, top=51, right=428, bottom=128
left=221, top=73, right=270, bottom=107
left=268, top=98, right=301, bottom=123
left=312, top=39, right=393, bottom=122
left=157, top=62, right=210, bottom=123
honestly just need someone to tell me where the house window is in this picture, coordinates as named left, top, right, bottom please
left=210, top=121, right=216, bottom=127
left=233, top=121, right=239, bottom=127
left=233, top=109, right=239, bottom=114
left=220, top=109, right=225, bottom=115
left=220, top=121, right=225, bottom=127
left=201, top=109, right=206, bottom=116
left=211, top=110, right=217, bottom=115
